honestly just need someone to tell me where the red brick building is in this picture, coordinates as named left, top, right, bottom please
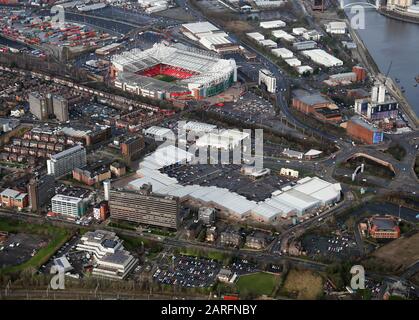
left=346, top=116, right=384, bottom=145
left=292, top=90, right=342, bottom=123
left=0, top=188, right=29, bottom=210
left=368, top=216, right=400, bottom=239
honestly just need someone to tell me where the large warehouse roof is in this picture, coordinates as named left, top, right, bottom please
left=128, top=143, right=341, bottom=222
left=302, top=49, right=343, bottom=67
left=140, top=145, right=194, bottom=170
left=182, top=22, right=220, bottom=35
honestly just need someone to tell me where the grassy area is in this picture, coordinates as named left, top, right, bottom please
left=236, top=272, right=279, bottom=298
left=0, top=161, right=27, bottom=169
left=178, top=247, right=230, bottom=263
left=282, top=269, right=324, bottom=300
left=154, top=74, right=178, bottom=82
left=340, top=157, right=395, bottom=179
left=108, top=220, right=138, bottom=231
left=0, top=218, right=72, bottom=275
left=385, top=143, right=406, bottom=161
left=366, top=232, right=419, bottom=273
left=118, top=234, right=163, bottom=257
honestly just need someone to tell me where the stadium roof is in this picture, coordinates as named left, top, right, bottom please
left=112, top=43, right=236, bottom=89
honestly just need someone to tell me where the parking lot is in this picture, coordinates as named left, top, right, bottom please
left=301, top=234, right=361, bottom=261
left=162, top=163, right=294, bottom=202
left=0, top=233, right=47, bottom=268
left=210, top=91, right=276, bottom=124
left=39, top=235, right=83, bottom=276
left=153, top=255, right=220, bottom=288
left=229, top=258, right=258, bottom=275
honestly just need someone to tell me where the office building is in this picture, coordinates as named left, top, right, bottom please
left=259, top=69, right=277, bottom=93
left=354, top=83, right=399, bottom=121
left=76, top=230, right=138, bottom=279
left=292, top=90, right=342, bottom=123
left=0, top=188, right=28, bottom=209
left=28, top=175, right=56, bottom=213
left=346, top=116, right=384, bottom=144
left=47, top=145, right=87, bottom=178
left=368, top=216, right=400, bottom=239
left=52, top=95, right=69, bottom=123
left=120, top=135, right=145, bottom=161
left=51, top=194, right=86, bottom=217
left=109, top=186, right=180, bottom=229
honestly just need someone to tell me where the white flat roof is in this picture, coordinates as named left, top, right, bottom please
left=296, top=65, right=314, bottom=74
left=52, top=194, right=83, bottom=204
left=182, top=121, right=217, bottom=133
left=271, top=47, right=293, bottom=58
left=140, top=145, right=194, bottom=170
left=260, top=20, right=286, bottom=29
left=302, top=49, right=343, bottom=67
left=259, top=39, right=277, bottom=47
left=144, top=126, right=173, bottom=138
left=246, top=32, right=265, bottom=40
left=182, top=21, right=219, bottom=34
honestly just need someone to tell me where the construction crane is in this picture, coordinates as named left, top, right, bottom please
left=383, top=60, right=392, bottom=86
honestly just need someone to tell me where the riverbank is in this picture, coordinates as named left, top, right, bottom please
left=378, top=8, right=419, bottom=25
left=345, top=13, right=419, bottom=130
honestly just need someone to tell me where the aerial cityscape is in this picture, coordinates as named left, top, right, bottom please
left=0, top=0, right=418, bottom=305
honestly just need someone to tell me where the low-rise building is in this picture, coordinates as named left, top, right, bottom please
left=280, top=168, right=299, bottom=178
left=198, top=207, right=216, bottom=225
left=220, top=231, right=241, bottom=247
left=0, top=188, right=28, bottom=209
left=110, top=162, right=126, bottom=177
left=292, top=90, right=342, bottom=123
left=260, top=20, right=286, bottom=29
left=282, top=148, right=303, bottom=159
left=206, top=226, right=217, bottom=242
left=346, top=116, right=384, bottom=144
left=302, top=49, right=343, bottom=67
left=325, top=21, right=347, bottom=34
left=72, top=163, right=111, bottom=186
left=368, top=216, right=400, bottom=239
left=76, top=230, right=138, bottom=279
left=245, top=235, right=266, bottom=249
left=293, top=40, right=317, bottom=51
left=217, top=268, right=233, bottom=283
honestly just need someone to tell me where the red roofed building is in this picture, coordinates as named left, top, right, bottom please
left=368, top=216, right=400, bottom=239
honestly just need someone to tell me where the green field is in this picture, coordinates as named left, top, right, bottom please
left=153, top=74, right=178, bottom=82
left=236, top=272, right=279, bottom=297
left=0, top=218, right=72, bottom=274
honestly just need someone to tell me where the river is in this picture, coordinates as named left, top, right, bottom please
left=344, top=2, right=419, bottom=117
